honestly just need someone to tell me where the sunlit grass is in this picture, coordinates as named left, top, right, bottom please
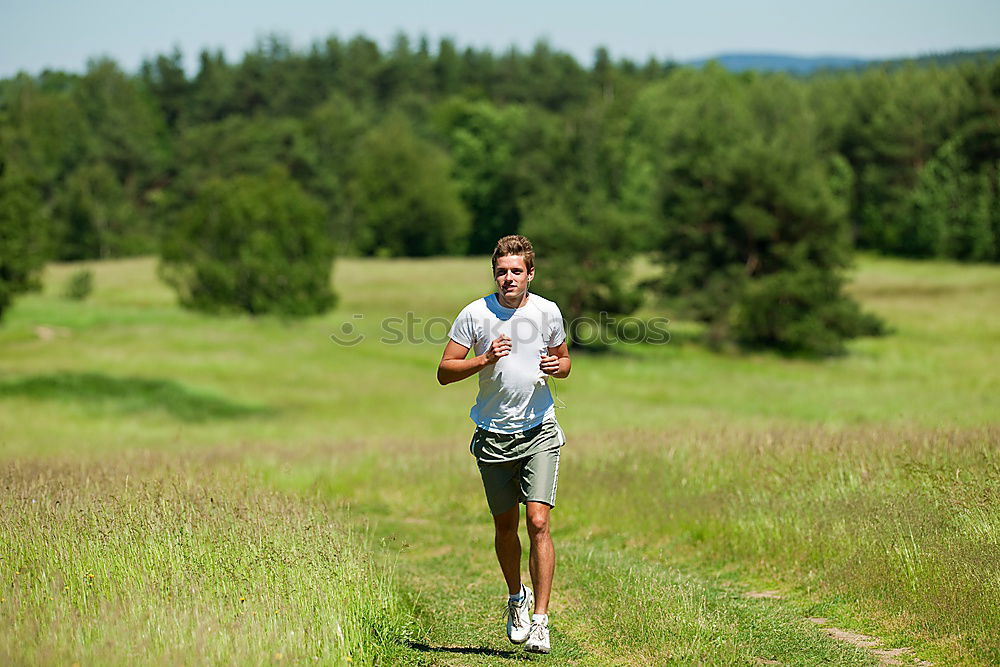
left=259, top=424, right=999, bottom=664
left=1, top=253, right=998, bottom=664
left=1, top=254, right=998, bottom=457
left=0, top=452, right=413, bottom=665
left=560, top=425, right=1000, bottom=663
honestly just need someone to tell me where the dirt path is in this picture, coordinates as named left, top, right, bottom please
left=338, top=464, right=879, bottom=666
left=807, top=618, right=933, bottom=667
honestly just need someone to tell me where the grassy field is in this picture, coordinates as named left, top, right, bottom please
left=1, top=254, right=998, bottom=665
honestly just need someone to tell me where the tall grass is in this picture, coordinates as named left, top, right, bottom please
left=557, top=425, right=1000, bottom=663
left=259, top=424, right=1000, bottom=663
left=0, top=452, right=413, bottom=665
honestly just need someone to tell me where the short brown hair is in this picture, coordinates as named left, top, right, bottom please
left=491, top=235, right=535, bottom=272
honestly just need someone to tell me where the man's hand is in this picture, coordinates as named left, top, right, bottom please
left=539, top=341, right=570, bottom=379
left=485, top=334, right=512, bottom=364
left=438, top=335, right=512, bottom=385
left=539, top=354, right=561, bottom=375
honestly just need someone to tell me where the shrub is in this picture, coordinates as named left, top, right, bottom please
left=62, top=269, right=94, bottom=300
left=733, top=268, right=886, bottom=356
left=159, top=168, right=336, bottom=317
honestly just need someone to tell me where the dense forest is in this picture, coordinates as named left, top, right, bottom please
left=1, top=34, right=998, bottom=353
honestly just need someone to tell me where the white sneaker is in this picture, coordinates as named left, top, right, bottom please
left=506, top=586, right=533, bottom=644
left=525, top=619, right=550, bottom=654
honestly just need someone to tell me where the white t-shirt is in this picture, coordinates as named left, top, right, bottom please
left=448, top=292, right=566, bottom=433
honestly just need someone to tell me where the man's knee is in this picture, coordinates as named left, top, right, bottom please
left=525, top=504, right=550, bottom=536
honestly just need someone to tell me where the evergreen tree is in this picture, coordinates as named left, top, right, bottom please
left=522, top=190, right=645, bottom=348
left=520, top=95, right=651, bottom=348
left=74, top=58, right=167, bottom=186
left=433, top=38, right=462, bottom=96
left=189, top=50, right=237, bottom=123
left=633, top=67, right=883, bottom=355
left=837, top=66, right=973, bottom=252
left=0, top=168, right=48, bottom=321
left=139, top=48, right=190, bottom=131
left=0, top=75, right=90, bottom=201
left=303, top=93, right=369, bottom=252
left=348, top=115, right=469, bottom=256
left=434, top=98, right=531, bottom=253
left=172, top=115, right=318, bottom=188
left=54, top=162, right=147, bottom=259
left=342, top=36, right=383, bottom=104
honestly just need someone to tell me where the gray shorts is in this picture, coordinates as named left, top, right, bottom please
left=471, top=420, right=565, bottom=515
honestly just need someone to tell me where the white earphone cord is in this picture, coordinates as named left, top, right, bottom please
left=547, top=375, right=567, bottom=409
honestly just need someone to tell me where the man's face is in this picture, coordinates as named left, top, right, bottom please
left=494, top=254, right=534, bottom=302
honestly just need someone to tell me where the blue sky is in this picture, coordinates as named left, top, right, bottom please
left=2, top=0, right=999, bottom=76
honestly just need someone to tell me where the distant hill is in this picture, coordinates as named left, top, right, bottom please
left=689, top=48, right=1000, bottom=74
left=877, top=48, right=1000, bottom=69
left=688, top=53, right=866, bottom=74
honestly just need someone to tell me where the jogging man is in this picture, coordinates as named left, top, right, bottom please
left=437, top=234, right=571, bottom=654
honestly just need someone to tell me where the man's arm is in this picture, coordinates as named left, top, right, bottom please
left=539, top=341, right=571, bottom=379
left=437, top=335, right=511, bottom=385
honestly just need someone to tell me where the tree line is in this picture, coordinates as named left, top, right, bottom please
left=1, top=34, right=998, bottom=354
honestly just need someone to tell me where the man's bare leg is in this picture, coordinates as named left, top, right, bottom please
left=525, top=501, right=554, bottom=613
left=493, top=504, right=522, bottom=595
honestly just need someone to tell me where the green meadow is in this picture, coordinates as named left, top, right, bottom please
left=1, top=255, right=998, bottom=665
